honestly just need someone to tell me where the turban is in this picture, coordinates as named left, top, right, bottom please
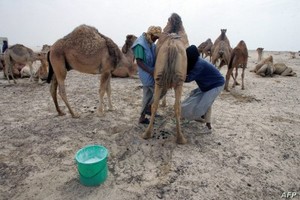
left=145, top=26, right=162, bottom=44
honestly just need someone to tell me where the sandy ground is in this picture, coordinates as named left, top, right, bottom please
left=0, top=50, right=299, bottom=200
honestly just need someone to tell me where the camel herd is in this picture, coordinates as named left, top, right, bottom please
left=197, top=29, right=297, bottom=92
left=0, top=13, right=298, bottom=144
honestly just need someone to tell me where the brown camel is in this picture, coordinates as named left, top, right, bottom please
left=256, top=47, right=264, bottom=63
left=143, top=13, right=189, bottom=144
left=4, top=44, right=44, bottom=84
left=111, top=34, right=138, bottom=78
left=198, top=38, right=213, bottom=61
left=211, top=40, right=231, bottom=69
left=211, top=29, right=231, bottom=69
left=224, top=40, right=248, bottom=91
left=211, top=29, right=231, bottom=54
left=47, top=24, right=133, bottom=118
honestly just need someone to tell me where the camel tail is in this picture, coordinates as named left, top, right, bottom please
left=160, top=44, right=177, bottom=89
left=46, top=51, right=53, bottom=83
left=97, top=32, right=122, bottom=67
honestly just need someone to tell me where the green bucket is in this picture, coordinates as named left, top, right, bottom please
left=75, top=145, right=108, bottom=186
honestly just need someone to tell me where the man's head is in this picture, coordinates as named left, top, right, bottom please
left=146, top=26, right=162, bottom=43
left=186, top=45, right=200, bottom=72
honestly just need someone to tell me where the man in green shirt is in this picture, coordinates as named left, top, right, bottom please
left=132, top=26, right=162, bottom=124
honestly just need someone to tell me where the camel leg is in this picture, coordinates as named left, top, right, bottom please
left=233, top=67, right=239, bottom=88
left=29, top=62, right=33, bottom=82
left=5, top=63, right=11, bottom=84
left=97, top=72, right=112, bottom=116
left=143, top=85, right=162, bottom=139
left=224, top=67, right=234, bottom=92
left=6, top=63, right=17, bottom=84
left=241, top=67, right=245, bottom=90
left=51, top=55, right=79, bottom=118
left=106, top=74, right=114, bottom=111
left=174, top=85, right=187, bottom=144
left=57, top=80, right=79, bottom=118
left=280, top=68, right=293, bottom=76
left=50, top=76, right=66, bottom=116
left=161, top=95, right=167, bottom=107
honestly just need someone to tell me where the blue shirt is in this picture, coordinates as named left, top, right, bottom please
left=186, top=58, right=225, bottom=92
left=132, top=33, right=156, bottom=86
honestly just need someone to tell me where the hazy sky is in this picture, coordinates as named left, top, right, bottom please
left=1, top=0, right=299, bottom=51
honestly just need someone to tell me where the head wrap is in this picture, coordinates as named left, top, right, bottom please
left=186, top=45, right=200, bottom=72
left=145, top=26, right=162, bottom=44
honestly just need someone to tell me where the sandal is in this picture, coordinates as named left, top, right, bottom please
left=139, top=118, right=150, bottom=124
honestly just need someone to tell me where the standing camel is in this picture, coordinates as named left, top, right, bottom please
left=4, top=44, right=44, bottom=84
left=198, top=38, right=213, bottom=61
left=211, top=29, right=231, bottom=69
left=224, top=40, right=248, bottom=91
left=143, top=13, right=189, bottom=144
left=47, top=24, right=134, bottom=118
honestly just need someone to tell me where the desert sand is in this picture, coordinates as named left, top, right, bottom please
left=0, top=50, right=299, bottom=200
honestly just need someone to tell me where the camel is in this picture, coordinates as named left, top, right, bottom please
left=250, top=55, right=297, bottom=77
left=211, top=29, right=231, bottom=54
left=273, top=63, right=297, bottom=76
left=211, top=40, right=231, bottom=69
left=21, top=52, right=49, bottom=83
left=111, top=34, right=138, bottom=78
left=143, top=13, right=189, bottom=144
left=198, top=38, right=212, bottom=61
left=224, top=40, right=248, bottom=92
left=256, top=47, right=264, bottom=63
left=211, top=29, right=231, bottom=69
left=47, top=24, right=134, bottom=118
left=3, top=44, right=44, bottom=84
left=250, top=55, right=275, bottom=77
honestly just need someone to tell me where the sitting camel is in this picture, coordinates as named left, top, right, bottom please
left=47, top=24, right=136, bottom=118
left=224, top=40, right=248, bottom=91
left=143, top=13, right=189, bottom=144
left=111, top=34, right=138, bottom=78
left=250, top=55, right=297, bottom=77
left=21, top=52, right=49, bottom=83
left=3, top=44, right=44, bottom=84
left=273, top=63, right=297, bottom=76
left=250, top=55, right=274, bottom=77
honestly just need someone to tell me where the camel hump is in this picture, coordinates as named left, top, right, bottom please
left=60, top=24, right=122, bottom=66
left=8, top=44, right=33, bottom=57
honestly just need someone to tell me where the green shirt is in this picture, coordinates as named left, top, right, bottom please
left=133, top=44, right=146, bottom=62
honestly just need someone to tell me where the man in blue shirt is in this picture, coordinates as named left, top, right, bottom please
left=182, top=45, right=225, bottom=132
left=132, top=26, right=162, bottom=124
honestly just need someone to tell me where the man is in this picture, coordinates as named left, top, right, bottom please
left=131, top=26, right=162, bottom=124
left=181, top=45, right=225, bottom=132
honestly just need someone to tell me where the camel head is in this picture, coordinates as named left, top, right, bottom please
left=221, top=29, right=227, bottom=34
left=121, top=34, right=137, bottom=54
left=256, top=47, right=264, bottom=52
